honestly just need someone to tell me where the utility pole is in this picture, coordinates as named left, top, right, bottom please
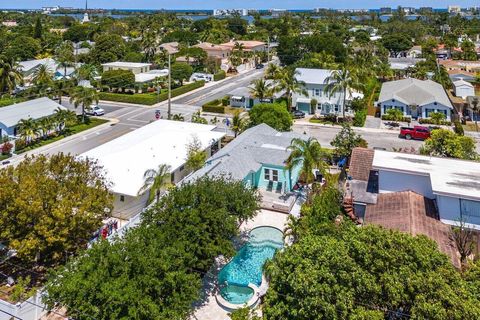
left=267, top=37, right=270, bottom=63
left=167, top=53, right=171, bottom=120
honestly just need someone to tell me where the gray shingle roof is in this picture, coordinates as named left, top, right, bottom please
left=294, top=68, right=334, bottom=85
left=0, top=97, right=65, bottom=128
left=185, top=124, right=306, bottom=182
left=378, top=78, right=453, bottom=109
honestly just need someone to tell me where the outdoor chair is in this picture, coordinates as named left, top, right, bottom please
left=266, top=180, right=273, bottom=192
left=276, top=182, right=283, bottom=194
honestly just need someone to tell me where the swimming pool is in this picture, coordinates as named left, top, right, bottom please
left=218, top=226, right=284, bottom=305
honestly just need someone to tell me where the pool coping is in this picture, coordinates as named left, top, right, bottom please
left=215, top=283, right=260, bottom=311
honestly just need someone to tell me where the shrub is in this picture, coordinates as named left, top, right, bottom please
left=454, top=121, right=464, bottom=136
left=14, top=139, right=27, bottom=152
left=353, top=110, right=367, bottom=127
left=381, top=114, right=412, bottom=123
left=221, top=96, right=230, bottom=106
left=1, top=141, right=13, bottom=155
left=214, top=70, right=226, bottom=81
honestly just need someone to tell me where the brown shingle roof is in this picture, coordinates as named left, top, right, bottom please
left=365, top=191, right=460, bottom=268
left=348, top=147, right=374, bottom=182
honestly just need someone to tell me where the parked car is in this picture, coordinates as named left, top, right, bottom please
left=292, top=110, right=306, bottom=119
left=85, top=105, right=105, bottom=116
left=399, top=126, right=430, bottom=140
left=190, top=73, right=212, bottom=82
left=255, top=63, right=265, bottom=69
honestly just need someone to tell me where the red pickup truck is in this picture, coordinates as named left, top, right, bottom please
left=399, top=126, right=431, bottom=140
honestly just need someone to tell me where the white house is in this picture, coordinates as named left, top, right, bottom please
left=0, top=97, right=66, bottom=138
left=19, top=58, right=78, bottom=83
left=228, top=80, right=283, bottom=109
left=349, top=148, right=480, bottom=229
left=80, top=120, right=225, bottom=220
left=453, top=79, right=475, bottom=99
left=293, top=68, right=356, bottom=116
left=101, top=62, right=152, bottom=74
left=377, top=78, right=454, bottom=121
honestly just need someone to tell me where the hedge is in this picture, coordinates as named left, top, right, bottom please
left=353, top=110, right=367, bottom=127
left=418, top=118, right=452, bottom=126
left=202, top=105, right=225, bottom=114
left=381, top=114, right=412, bottom=123
left=99, top=81, right=205, bottom=105
left=213, top=70, right=226, bottom=81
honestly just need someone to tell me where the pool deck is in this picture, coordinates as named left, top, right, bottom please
left=190, top=209, right=288, bottom=320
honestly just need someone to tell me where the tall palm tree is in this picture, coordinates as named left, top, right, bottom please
left=32, top=64, right=54, bottom=88
left=0, top=57, right=23, bottom=94
left=17, top=118, right=40, bottom=143
left=38, top=117, right=55, bottom=138
left=471, top=97, right=480, bottom=132
left=265, top=63, right=280, bottom=80
left=138, top=164, right=172, bottom=204
left=77, top=64, right=98, bottom=82
left=324, top=67, right=361, bottom=118
left=52, top=79, right=74, bottom=104
left=230, top=110, right=246, bottom=138
left=249, top=79, right=274, bottom=101
left=55, top=41, right=75, bottom=79
left=286, top=137, right=326, bottom=185
left=274, top=68, right=307, bottom=112
left=69, top=86, right=99, bottom=123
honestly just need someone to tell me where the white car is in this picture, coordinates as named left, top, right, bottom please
left=86, top=105, right=105, bottom=116
left=190, top=73, right=213, bottom=82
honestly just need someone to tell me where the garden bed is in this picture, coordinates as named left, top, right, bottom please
left=15, top=118, right=109, bottom=154
left=99, top=81, right=205, bottom=105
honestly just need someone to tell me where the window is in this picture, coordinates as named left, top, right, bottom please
left=179, top=165, right=185, bottom=172
left=264, top=168, right=271, bottom=180
left=264, top=168, right=279, bottom=182
left=461, top=199, right=480, bottom=218
left=314, top=88, right=321, bottom=96
left=120, top=195, right=125, bottom=202
left=272, top=170, right=279, bottom=182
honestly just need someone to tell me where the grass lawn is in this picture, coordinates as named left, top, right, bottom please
left=16, top=118, right=109, bottom=154
left=0, top=154, right=11, bottom=161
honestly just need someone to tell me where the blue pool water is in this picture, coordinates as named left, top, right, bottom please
left=218, top=226, right=284, bottom=304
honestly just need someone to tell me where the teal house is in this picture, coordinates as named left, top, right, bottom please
left=186, top=124, right=305, bottom=194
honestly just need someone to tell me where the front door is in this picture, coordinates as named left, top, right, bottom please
left=410, top=105, right=418, bottom=118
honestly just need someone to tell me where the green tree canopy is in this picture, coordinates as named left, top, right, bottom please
left=420, top=129, right=479, bottom=160
left=381, top=33, right=413, bottom=57
left=330, top=123, right=368, bottom=157
left=171, top=63, right=194, bottom=85
left=5, top=36, right=41, bottom=61
left=249, top=103, right=293, bottom=132
left=90, top=34, right=126, bottom=64
left=101, top=69, right=135, bottom=89
left=0, top=154, right=112, bottom=266
left=264, top=224, right=480, bottom=319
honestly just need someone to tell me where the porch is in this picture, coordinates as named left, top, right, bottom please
left=259, top=188, right=299, bottom=214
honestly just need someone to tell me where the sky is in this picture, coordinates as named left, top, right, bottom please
left=2, top=0, right=480, bottom=10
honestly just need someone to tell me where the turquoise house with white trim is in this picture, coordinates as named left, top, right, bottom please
left=185, top=124, right=305, bottom=194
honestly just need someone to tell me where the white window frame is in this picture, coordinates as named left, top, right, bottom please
left=264, top=168, right=271, bottom=181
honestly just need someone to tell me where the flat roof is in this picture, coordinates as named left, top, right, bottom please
left=80, top=120, right=225, bottom=197
left=0, top=97, right=65, bottom=128
left=372, top=150, right=480, bottom=201
left=102, top=61, right=152, bottom=68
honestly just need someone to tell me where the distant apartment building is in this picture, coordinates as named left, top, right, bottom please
left=269, top=8, right=287, bottom=17
left=379, top=7, right=392, bottom=14
left=448, top=5, right=462, bottom=14
left=213, top=9, right=248, bottom=16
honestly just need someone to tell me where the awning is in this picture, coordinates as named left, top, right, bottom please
left=296, top=98, right=311, bottom=104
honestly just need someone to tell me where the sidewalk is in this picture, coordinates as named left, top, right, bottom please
left=294, top=118, right=403, bottom=135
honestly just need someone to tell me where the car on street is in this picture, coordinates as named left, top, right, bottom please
left=399, top=125, right=430, bottom=140
left=256, top=63, right=265, bottom=69
left=85, top=105, right=105, bottom=116
left=292, top=110, right=306, bottom=119
left=190, top=73, right=213, bottom=82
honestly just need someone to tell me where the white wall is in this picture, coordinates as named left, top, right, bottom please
left=112, top=193, right=149, bottom=220
left=378, top=170, right=434, bottom=198
left=0, top=291, right=47, bottom=320
left=454, top=85, right=474, bottom=99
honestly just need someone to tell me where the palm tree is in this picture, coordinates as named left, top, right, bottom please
left=265, top=63, right=280, bottom=80
left=77, top=64, right=98, bottom=82
left=55, top=41, right=74, bottom=79
left=0, top=57, right=23, bottom=94
left=32, top=64, right=54, bottom=88
left=230, top=110, right=246, bottom=138
left=54, top=108, right=77, bottom=132
left=324, top=67, right=361, bottom=119
left=471, top=97, right=480, bottom=132
left=138, top=164, right=172, bottom=204
left=274, top=68, right=307, bottom=112
left=172, top=113, right=185, bottom=121
left=52, top=79, right=73, bottom=104
left=249, top=79, right=273, bottom=101
left=286, top=137, right=326, bottom=186
left=17, top=118, right=40, bottom=143
left=69, top=86, right=99, bottom=123
left=38, top=117, right=55, bottom=138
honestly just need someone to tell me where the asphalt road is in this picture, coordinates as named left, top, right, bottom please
left=293, top=122, right=480, bottom=152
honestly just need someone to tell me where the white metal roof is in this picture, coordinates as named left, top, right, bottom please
left=80, top=120, right=225, bottom=197
left=102, top=61, right=152, bottom=68
left=372, top=150, right=480, bottom=201
left=453, top=79, right=474, bottom=88
left=19, top=58, right=58, bottom=73
left=294, top=68, right=335, bottom=85
left=0, top=97, right=65, bottom=128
